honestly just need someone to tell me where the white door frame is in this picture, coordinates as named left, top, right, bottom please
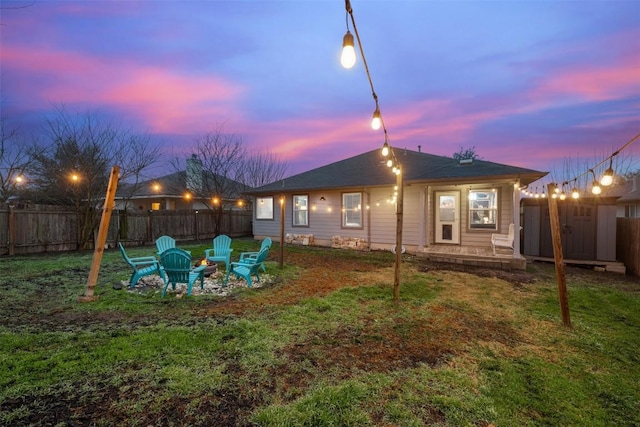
left=435, top=191, right=460, bottom=244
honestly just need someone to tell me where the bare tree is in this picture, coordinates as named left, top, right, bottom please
left=28, top=105, right=160, bottom=248
left=239, top=150, right=289, bottom=189
left=171, top=125, right=288, bottom=235
left=0, top=119, right=34, bottom=203
left=452, top=146, right=482, bottom=161
left=111, top=131, right=162, bottom=212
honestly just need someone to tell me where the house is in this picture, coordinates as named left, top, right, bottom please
left=115, top=155, right=250, bottom=212
left=247, top=148, right=546, bottom=270
left=616, top=174, right=640, bottom=218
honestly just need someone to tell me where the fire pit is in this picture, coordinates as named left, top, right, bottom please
left=196, top=259, right=217, bottom=277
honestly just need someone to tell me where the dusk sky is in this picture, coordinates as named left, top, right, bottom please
left=2, top=0, right=639, bottom=185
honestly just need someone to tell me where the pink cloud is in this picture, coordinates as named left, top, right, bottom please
left=3, top=45, right=246, bottom=133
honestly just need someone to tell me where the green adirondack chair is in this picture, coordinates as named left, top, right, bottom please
left=204, top=234, right=233, bottom=271
left=225, top=246, right=270, bottom=288
left=159, top=248, right=206, bottom=297
left=118, top=243, right=166, bottom=287
left=238, top=237, right=272, bottom=272
left=155, top=235, right=176, bottom=256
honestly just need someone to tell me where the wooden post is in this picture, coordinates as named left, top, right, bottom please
left=546, top=183, right=571, bottom=327
left=394, top=170, right=403, bottom=303
left=79, top=166, right=119, bottom=303
left=279, top=195, right=285, bottom=269
left=8, top=204, right=16, bottom=256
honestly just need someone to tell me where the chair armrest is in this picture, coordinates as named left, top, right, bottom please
left=130, top=256, right=160, bottom=265
left=239, top=251, right=259, bottom=261
left=192, top=265, right=207, bottom=273
left=230, top=260, right=256, bottom=269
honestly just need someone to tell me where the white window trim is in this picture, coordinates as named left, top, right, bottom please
left=256, top=196, right=274, bottom=220
left=342, top=192, right=362, bottom=228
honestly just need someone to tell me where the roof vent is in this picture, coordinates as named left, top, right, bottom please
left=459, top=158, right=473, bottom=165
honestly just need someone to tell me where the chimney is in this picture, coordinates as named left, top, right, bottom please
left=418, top=145, right=422, bottom=153
left=186, top=154, right=203, bottom=192
left=633, top=174, right=639, bottom=192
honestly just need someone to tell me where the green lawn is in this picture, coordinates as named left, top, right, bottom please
left=1, top=239, right=638, bottom=426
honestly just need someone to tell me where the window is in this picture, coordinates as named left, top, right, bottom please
left=469, top=189, right=497, bottom=229
left=151, top=202, right=160, bottom=211
left=256, top=197, right=274, bottom=220
left=293, top=195, right=308, bottom=226
left=625, top=204, right=637, bottom=218
left=342, top=192, right=362, bottom=228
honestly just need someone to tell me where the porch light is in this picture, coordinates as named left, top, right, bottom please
left=340, top=30, right=356, bottom=69
left=371, top=107, right=381, bottom=130
left=600, top=158, right=614, bottom=186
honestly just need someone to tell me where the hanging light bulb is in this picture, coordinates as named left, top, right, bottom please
left=340, top=30, right=356, bottom=69
left=381, top=140, right=390, bottom=157
left=386, top=159, right=393, bottom=167
left=590, top=169, right=602, bottom=195
left=592, top=181, right=602, bottom=195
left=371, top=107, right=381, bottom=130
left=571, top=187, right=580, bottom=199
left=600, top=158, right=614, bottom=186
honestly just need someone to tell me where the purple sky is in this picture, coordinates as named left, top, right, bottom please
left=2, top=0, right=639, bottom=185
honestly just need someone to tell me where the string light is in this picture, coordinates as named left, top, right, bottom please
left=600, top=155, right=615, bottom=186
left=590, top=170, right=602, bottom=195
left=528, top=133, right=639, bottom=200
left=340, top=0, right=403, bottom=300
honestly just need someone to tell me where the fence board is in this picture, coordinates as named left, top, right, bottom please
left=0, top=204, right=252, bottom=255
left=616, top=218, right=640, bottom=276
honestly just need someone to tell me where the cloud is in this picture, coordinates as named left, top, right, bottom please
left=2, top=45, right=246, bottom=133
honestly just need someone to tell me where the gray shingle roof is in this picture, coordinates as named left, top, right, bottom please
left=249, top=149, right=546, bottom=194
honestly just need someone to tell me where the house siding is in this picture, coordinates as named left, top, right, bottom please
left=253, top=182, right=516, bottom=253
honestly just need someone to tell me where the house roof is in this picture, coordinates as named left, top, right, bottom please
left=249, top=149, right=547, bottom=195
left=116, top=171, right=249, bottom=200
left=615, top=175, right=640, bottom=202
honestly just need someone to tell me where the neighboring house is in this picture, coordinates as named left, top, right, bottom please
left=247, top=148, right=546, bottom=269
left=115, top=155, right=250, bottom=212
left=616, top=174, right=640, bottom=218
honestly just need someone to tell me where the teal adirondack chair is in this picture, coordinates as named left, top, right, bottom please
left=159, top=248, right=206, bottom=297
left=225, top=246, right=270, bottom=288
left=204, top=234, right=233, bottom=271
left=238, top=237, right=272, bottom=272
left=155, top=235, right=176, bottom=256
left=118, top=243, right=166, bottom=287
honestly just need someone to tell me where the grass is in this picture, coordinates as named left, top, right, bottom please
left=1, top=238, right=639, bottom=426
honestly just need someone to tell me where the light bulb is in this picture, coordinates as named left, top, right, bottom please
left=371, top=108, right=381, bottom=130
left=592, top=181, right=602, bottom=195
left=340, top=31, right=356, bottom=69
left=381, top=141, right=390, bottom=157
left=386, top=159, right=393, bottom=167
left=559, top=192, right=566, bottom=201
left=600, top=164, right=614, bottom=186
left=571, top=188, right=580, bottom=199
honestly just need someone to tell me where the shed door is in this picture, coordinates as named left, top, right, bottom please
left=541, top=202, right=596, bottom=260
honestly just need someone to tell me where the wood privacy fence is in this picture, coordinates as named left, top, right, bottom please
left=0, top=204, right=252, bottom=256
left=617, top=218, right=640, bottom=276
